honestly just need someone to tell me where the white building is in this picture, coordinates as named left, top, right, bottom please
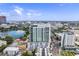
left=3, top=47, right=19, bottom=56
left=30, top=23, right=51, bottom=42
left=0, top=24, right=10, bottom=28
left=61, top=32, right=76, bottom=49
left=0, top=40, right=7, bottom=47
left=29, top=23, right=51, bottom=50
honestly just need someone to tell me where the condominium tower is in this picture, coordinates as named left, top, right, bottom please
left=61, top=32, right=76, bottom=50
left=29, top=23, right=51, bottom=50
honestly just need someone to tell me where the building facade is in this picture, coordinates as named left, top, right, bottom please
left=28, top=23, right=51, bottom=50
left=61, top=32, right=76, bottom=49
left=0, top=16, right=6, bottom=24
left=31, top=24, right=50, bottom=42
left=3, top=47, right=19, bottom=56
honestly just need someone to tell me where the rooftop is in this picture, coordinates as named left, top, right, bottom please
left=0, top=16, right=6, bottom=18
left=4, top=47, right=19, bottom=51
left=32, top=23, right=51, bottom=28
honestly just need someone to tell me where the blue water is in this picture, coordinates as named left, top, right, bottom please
left=0, top=30, right=25, bottom=39
left=8, top=31, right=25, bottom=39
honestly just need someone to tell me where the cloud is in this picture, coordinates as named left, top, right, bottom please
left=26, top=12, right=32, bottom=16
left=33, top=13, right=42, bottom=16
left=15, top=6, right=24, bottom=11
left=0, top=6, right=42, bottom=21
left=26, top=10, right=42, bottom=17
left=14, top=6, right=24, bottom=15
left=14, top=9, right=22, bottom=15
left=0, top=12, right=10, bottom=16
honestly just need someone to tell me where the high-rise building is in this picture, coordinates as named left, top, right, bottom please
left=29, top=23, right=51, bottom=49
left=31, top=24, right=50, bottom=42
left=61, top=32, right=76, bottom=49
left=0, top=16, right=6, bottom=24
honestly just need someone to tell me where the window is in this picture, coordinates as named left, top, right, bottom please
left=37, top=28, right=42, bottom=42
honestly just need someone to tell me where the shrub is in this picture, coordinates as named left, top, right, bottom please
left=0, top=45, right=7, bottom=52
left=61, top=50, right=75, bottom=56
left=22, top=51, right=33, bottom=56
left=4, top=35, right=14, bottom=44
left=32, top=49, right=37, bottom=56
left=21, top=37, right=27, bottom=41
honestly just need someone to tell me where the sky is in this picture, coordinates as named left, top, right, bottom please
left=0, top=3, right=79, bottom=22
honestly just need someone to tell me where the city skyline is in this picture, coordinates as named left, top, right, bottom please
left=0, top=3, right=79, bottom=22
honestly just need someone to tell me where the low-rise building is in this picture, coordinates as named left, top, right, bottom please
left=3, top=47, right=19, bottom=56
left=0, top=40, right=7, bottom=47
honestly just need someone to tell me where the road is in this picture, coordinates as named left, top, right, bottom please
left=50, top=39, right=60, bottom=56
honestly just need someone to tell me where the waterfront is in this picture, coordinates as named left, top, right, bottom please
left=0, top=30, right=25, bottom=39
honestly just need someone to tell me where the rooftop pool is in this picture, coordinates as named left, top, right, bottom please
left=0, top=30, right=25, bottom=39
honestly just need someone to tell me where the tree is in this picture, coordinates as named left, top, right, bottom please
left=0, top=27, right=4, bottom=32
left=32, top=48, right=37, bottom=56
left=23, top=27, right=30, bottom=36
left=21, top=37, right=27, bottom=41
left=4, top=35, right=14, bottom=44
left=0, top=37, right=2, bottom=40
left=0, top=45, right=7, bottom=52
